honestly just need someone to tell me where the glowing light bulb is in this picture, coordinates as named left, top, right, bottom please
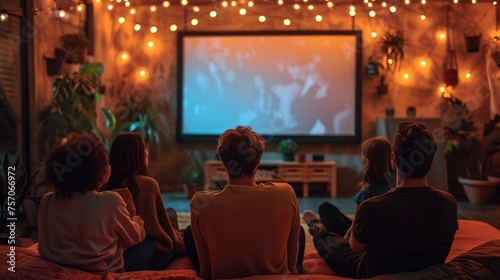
left=294, top=4, right=300, bottom=9
left=239, top=8, right=247, bottom=15
left=349, top=5, right=355, bottom=11
left=170, top=24, right=178, bottom=31
left=191, top=18, right=198, bottom=26
left=421, top=60, right=427, bottom=66
left=327, top=2, right=334, bottom=8
left=390, top=6, right=396, bottom=13
left=369, top=10, right=376, bottom=17
left=77, top=4, right=83, bottom=12
left=388, top=58, right=394, bottom=65
left=454, top=0, right=458, bottom=3
left=118, top=17, right=125, bottom=24
left=367, top=2, right=373, bottom=7
left=472, top=0, right=476, bottom=3
left=259, top=15, right=266, bottom=22
left=278, top=0, right=284, bottom=5
left=58, top=9, right=66, bottom=18
left=248, top=1, right=254, bottom=7
left=150, top=5, right=156, bottom=12
left=130, top=8, right=136, bottom=14
left=440, top=33, right=446, bottom=39
left=349, top=10, right=356, bottom=16
left=150, top=26, right=157, bottom=33
left=466, top=72, right=471, bottom=78
left=210, top=10, right=217, bottom=18
left=163, top=1, right=170, bottom=7
left=181, top=0, right=188, bottom=5
left=147, top=41, right=153, bottom=48
left=107, top=4, right=113, bottom=10
left=403, top=73, right=409, bottom=79
left=222, top=1, right=228, bottom=7
left=95, top=0, right=100, bottom=3
left=364, top=0, right=369, bottom=3
left=283, top=18, right=291, bottom=26
left=193, top=6, right=200, bottom=12
left=315, top=15, right=323, bottom=22
left=405, top=0, right=410, bottom=4
left=121, top=52, right=128, bottom=60
left=421, top=0, right=426, bottom=4
left=139, top=70, right=146, bottom=77
left=0, top=13, right=8, bottom=21
left=440, top=86, right=445, bottom=93
left=371, top=31, right=377, bottom=38
left=382, top=2, right=387, bottom=7
left=420, top=14, right=426, bottom=20
left=231, top=1, right=237, bottom=7
left=494, top=1, right=498, bottom=5
left=134, top=24, right=141, bottom=31
left=308, top=5, right=314, bottom=10
left=125, top=2, right=130, bottom=7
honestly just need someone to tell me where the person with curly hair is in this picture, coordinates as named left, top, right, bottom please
left=37, top=134, right=146, bottom=274
left=104, top=132, right=185, bottom=271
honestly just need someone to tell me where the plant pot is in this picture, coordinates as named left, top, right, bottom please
left=464, top=34, right=481, bottom=53
left=376, top=84, right=388, bottom=95
left=78, top=47, right=88, bottom=64
left=492, top=51, right=500, bottom=68
left=62, top=63, right=81, bottom=76
left=282, top=153, right=295, bottom=161
left=443, top=69, right=459, bottom=87
left=458, top=177, right=500, bottom=204
left=44, top=57, right=64, bottom=76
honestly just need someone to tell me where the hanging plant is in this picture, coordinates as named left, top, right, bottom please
left=464, top=33, right=482, bottom=53
left=380, top=29, right=406, bottom=71
left=366, top=56, right=384, bottom=77
left=443, top=6, right=459, bottom=87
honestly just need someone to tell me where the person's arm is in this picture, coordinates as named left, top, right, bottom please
left=113, top=194, right=146, bottom=248
left=190, top=193, right=211, bottom=279
left=350, top=202, right=369, bottom=253
left=287, top=193, right=300, bottom=274
left=349, top=233, right=368, bottom=253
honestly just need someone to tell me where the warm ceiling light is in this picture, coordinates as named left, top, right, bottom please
left=278, top=0, right=284, bottom=5
left=466, top=72, right=471, bottom=78
left=118, top=17, right=125, bottom=24
left=349, top=5, right=355, bottom=10
left=210, top=10, right=217, bottom=18
left=308, top=5, right=314, bottom=10
left=327, top=2, right=333, bottom=8
left=134, top=24, right=141, bottom=31
left=181, top=0, right=188, bottom=5
left=403, top=73, right=409, bottom=79
left=150, top=5, right=156, bottom=12
left=494, top=1, right=498, bottom=5
left=259, top=15, right=266, bottom=22
left=371, top=31, right=377, bottom=38
left=231, top=1, right=237, bottom=7
left=121, top=52, right=128, bottom=60
left=170, top=24, right=178, bottom=31
left=421, top=0, right=426, bottom=4
left=130, top=8, right=136, bottom=14
left=95, top=0, right=100, bottom=3
left=222, top=1, right=228, bottom=7
left=163, top=1, right=170, bottom=7
left=76, top=4, right=83, bottom=12
left=405, top=0, right=410, bottom=4
left=248, top=1, right=254, bottom=7
left=58, top=9, right=66, bottom=18
left=382, top=2, right=387, bottom=7
left=150, top=26, right=158, bottom=33
left=440, top=86, right=446, bottom=93
left=294, top=4, right=300, bottom=9
left=125, top=2, right=130, bottom=7
left=421, top=60, right=427, bottom=66
left=193, top=6, right=200, bottom=12
left=191, top=18, right=198, bottom=26
left=440, top=33, right=446, bottom=39
left=107, top=4, right=113, bottom=10
left=389, top=6, right=396, bottom=13
left=239, top=8, right=247, bottom=15
left=369, top=10, right=376, bottom=17
left=315, top=15, right=322, bottom=22
left=420, top=14, right=426, bottom=20
left=472, top=0, right=476, bottom=3
left=147, top=41, right=154, bottom=48
left=139, top=70, right=146, bottom=77
left=454, top=0, right=459, bottom=3
left=283, top=18, right=291, bottom=26
left=367, top=2, right=373, bottom=7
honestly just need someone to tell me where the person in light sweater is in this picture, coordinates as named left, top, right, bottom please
left=104, top=132, right=186, bottom=270
left=184, top=126, right=304, bottom=279
left=38, top=134, right=145, bottom=274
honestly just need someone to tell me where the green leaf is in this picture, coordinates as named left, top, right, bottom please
left=101, top=108, right=117, bottom=131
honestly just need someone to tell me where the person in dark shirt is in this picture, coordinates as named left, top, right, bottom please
left=308, top=121, right=458, bottom=278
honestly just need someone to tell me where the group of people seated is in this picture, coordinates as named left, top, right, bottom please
left=37, top=121, right=458, bottom=279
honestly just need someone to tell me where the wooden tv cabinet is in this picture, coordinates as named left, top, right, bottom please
left=204, top=159, right=337, bottom=198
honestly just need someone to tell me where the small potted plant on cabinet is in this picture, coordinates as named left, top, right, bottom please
left=278, top=138, right=298, bottom=161
left=443, top=94, right=500, bottom=203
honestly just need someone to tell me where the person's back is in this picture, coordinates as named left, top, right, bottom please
left=191, top=182, right=300, bottom=279
left=354, top=186, right=457, bottom=276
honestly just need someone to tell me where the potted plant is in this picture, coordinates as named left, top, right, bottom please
left=60, top=33, right=90, bottom=64
left=278, top=138, right=298, bottom=161
left=366, top=56, right=384, bottom=77
left=380, top=29, right=405, bottom=71
left=443, top=94, right=500, bottom=203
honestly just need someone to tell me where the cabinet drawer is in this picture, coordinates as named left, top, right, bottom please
left=307, top=166, right=332, bottom=181
left=278, top=166, right=305, bottom=181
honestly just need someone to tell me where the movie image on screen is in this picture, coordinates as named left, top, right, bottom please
left=177, top=31, right=362, bottom=143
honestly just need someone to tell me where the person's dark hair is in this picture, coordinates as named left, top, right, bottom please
left=393, top=121, right=437, bottom=178
left=105, top=132, right=147, bottom=201
left=360, top=136, right=394, bottom=187
left=45, top=133, right=109, bottom=199
left=217, top=126, right=265, bottom=179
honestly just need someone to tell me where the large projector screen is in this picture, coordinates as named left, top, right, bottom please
left=177, top=31, right=362, bottom=144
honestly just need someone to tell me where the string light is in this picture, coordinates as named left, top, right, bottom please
left=388, top=58, right=394, bottom=65
left=349, top=5, right=355, bottom=11
left=420, top=15, right=426, bottom=20
left=421, top=60, right=427, bottom=66
left=118, top=17, right=125, bottom=24
left=125, top=2, right=130, bottom=7
left=107, top=4, right=113, bottom=10
left=150, top=26, right=158, bottom=33
left=121, top=52, right=128, bottom=60
left=390, top=6, right=396, bottom=13
left=466, top=72, right=471, bottom=78
left=231, top=1, right=237, bottom=7
left=248, top=1, right=254, bottom=7
left=364, top=0, right=369, bottom=3
left=76, top=4, right=83, bottom=12
left=191, top=18, right=198, bottom=26
left=421, top=0, right=426, bottom=4
left=150, top=5, right=156, bottom=12
left=0, top=12, right=8, bottom=22
left=58, top=9, right=66, bottom=18
left=294, top=4, right=300, bottom=9
left=454, top=0, right=459, bottom=3
left=405, top=0, right=410, bottom=4
left=369, top=10, right=376, bottom=17
left=130, top=8, right=136, bottom=14
left=259, top=15, right=266, bottom=22
left=139, top=70, right=146, bottom=77
left=239, top=8, right=247, bottom=15
left=494, top=1, right=498, bottom=5
left=315, top=15, right=323, bottom=22
left=327, top=2, right=333, bottom=8
left=382, top=2, right=387, bottom=7
left=367, top=2, right=373, bottom=7
left=95, top=0, right=100, bottom=3
left=170, top=24, right=178, bottom=31
left=283, top=18, right=291, bottom=26
left=163, top=1, right=170, bottom=7
left=193, top=6, right=200, bottom=12
left=440, top=86, right=446, bottom=93
left=134, top=24, right=141, bottom=31
left=308, top=5, right=314, bottom=10
left=371, top=32, right=377, bottom=38
left=349, top=10, right=356, bottom=16
left=210, top=10, right=217, bottom=18
left=222, top=1, right=228, bottom=7
left=403, top=73, right=409, bottom=79
left=472, top=0, right=476, bottom=3
left=440, top=33, right=446, bottom=39
left=181, top=0, right=188, bottom=5
left=278, top=0, right=284, bottom=5
left=147, top=41, right=154, bottom=48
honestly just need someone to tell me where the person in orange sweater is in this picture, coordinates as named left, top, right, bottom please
left=38, top=134, right=145, bottom=274
left=184, top=126, right=305, bottom=279
left=104, top=132, right=185, bottom=270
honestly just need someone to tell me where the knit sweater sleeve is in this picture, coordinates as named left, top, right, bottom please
left=112, top=193, right=146, bottom=248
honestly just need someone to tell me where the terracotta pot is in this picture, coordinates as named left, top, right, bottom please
left=464, top=34, right=481, bottom=53
left=458, top=177, right=499, bottom=204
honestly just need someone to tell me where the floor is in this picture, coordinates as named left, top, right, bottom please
left=163, top=192, right=500, bottom=230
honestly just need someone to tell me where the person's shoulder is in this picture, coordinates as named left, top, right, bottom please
left=191, top=190, right=221, bottom=200
left=430, top=187, right=457, bottom=202
left=135, top=175, right=160, bottom=189
left=96, top=190, right=124, bottom=202
left=263, top=182, right=294, bottom=191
